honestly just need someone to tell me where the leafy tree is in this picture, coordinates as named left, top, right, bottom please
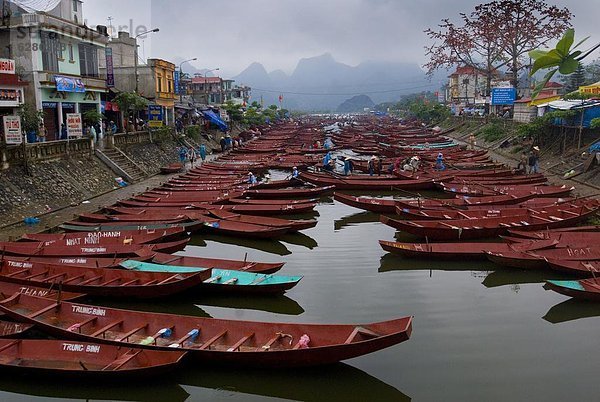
left=562, top=62, right=586, bottom=93
left=82, top=109, right=105, bottom=126
left=113, top=92, right=148, bottom=133
left=584, top=61, right=600, bottom=85
left=223, top=100, right=244, bottom=122
left=18, top=103, right=44, bottom=134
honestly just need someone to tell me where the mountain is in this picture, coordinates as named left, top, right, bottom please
left=337, top=95, right=375, bottom=113
left=233, top=54, right=445, bottom=111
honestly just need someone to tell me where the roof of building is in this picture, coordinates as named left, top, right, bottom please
left=544, top=81, right=563, bottom=88
left=192, top=76, right=222, bottom=84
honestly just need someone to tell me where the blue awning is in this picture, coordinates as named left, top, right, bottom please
left=202, top=110, right=228, bottom=132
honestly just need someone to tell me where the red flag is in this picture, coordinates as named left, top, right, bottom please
left=278, top=94, right=283, bottom=103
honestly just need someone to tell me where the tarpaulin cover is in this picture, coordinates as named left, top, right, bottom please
left=202, top=110, right=228, bottom=132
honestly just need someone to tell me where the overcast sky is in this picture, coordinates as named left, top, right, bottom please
left=83, top=0, right=599, bottom=77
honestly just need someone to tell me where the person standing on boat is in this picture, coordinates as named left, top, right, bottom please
left=248, top=172, right=257, bottom=184
left=323, top=152, right=332, bottom=171
left=435, top=153, right=446, bottom=171
left=292, top=166, right=299, bottom=178
left=368, top=156, right=376, bottom=176
left=532, top=146, right=540, bottom=173
left=468, top=133, right=476, bottom=150
left=377, top=157, right=383, bottom=176
left=219, top=136, right=226, bottom=152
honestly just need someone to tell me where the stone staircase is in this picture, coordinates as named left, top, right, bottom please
left=96, top=147, right=148, bottom=184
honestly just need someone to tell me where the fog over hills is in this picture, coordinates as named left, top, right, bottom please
left=233, top=53, right=446, bottom=111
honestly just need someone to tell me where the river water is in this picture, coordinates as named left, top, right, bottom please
left=1, top=192, right=599, bottom=401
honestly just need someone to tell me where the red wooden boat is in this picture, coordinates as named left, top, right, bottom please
left=502, top=232, right=600, bottom=245
left=117, top=200, right=317, bottom=215
left=544, top=278, right=600, bottom=302
left=334, top=193, right=396, bottom=213
left=19, top=227, right=187, bottom=246
left=0, top=294, right=413, bottom=367
left=394, top=193, right=536, bottom=210
left=381, top=203, right=599, bottom=240
left=486, top=246, right=600, bottom=269
left=150, top=253, right=284, bottom=274
left=507, top=225, right=600, bottom=239
left=77, top=213, right=191, bottom=224
left=159, top=163, right=183, bottom=174
left=0, top=339, right=186, bottom=377
left=0, top=278, right=84, bottom=301
left=0, top=239, right=188, bottom=257
left=195, top=217, right=291, bottom=239
left=299, top=172, right=436, bottom=190
left=226, top=197, right=318, bottom=205
left=206, top=210, right=317, bottom=232
left=0, top=320, right=34, bottom=337
left=243, top=185, right=335, bottom=199
left=437, top=182, right=574, bottom=198
left=545, top=259, right=600, bottom=277
left=378, top=238, right=558, bottom=260
left=0, top=260, right=210, bottom=299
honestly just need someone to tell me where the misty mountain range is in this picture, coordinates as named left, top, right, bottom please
left=174, top=53, right=447, bottom=111
left=232, top=53, right=447, bottom=111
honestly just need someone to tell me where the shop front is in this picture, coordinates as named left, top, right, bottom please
left=0, top=59, right=27, bottom=143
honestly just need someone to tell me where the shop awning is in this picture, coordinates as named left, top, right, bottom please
left=202, top=109, right=228, bottom=131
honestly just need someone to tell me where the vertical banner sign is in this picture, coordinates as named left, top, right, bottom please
left=174, top=70, right=180, bottom=95
left=148, top=105, right=164, bottom=127
left=66, top=113, right=83, bottom=137
left=105, top=47, right=115, bottom=88
left=3, top=115, right=22, bottom=144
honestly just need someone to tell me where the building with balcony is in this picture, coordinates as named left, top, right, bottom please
left=446, top=66, right=503, bottom=109
left=191, top=76, right=251, bottom=105
left=0, top=0, right=109, bottom=140
left=99, top=32, right=175, bottom=125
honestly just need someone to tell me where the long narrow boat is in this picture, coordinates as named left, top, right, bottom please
left=437, top=182, right=574, bottom=198
left=0, top=260, right=210, bottom=299
left=486, top=245, right=600, bottom=269
left=299, top=172, right=436, bottom=190
left=19, top=227, right=187, bottom=246
left=0, top=339, right=187, bottom=377
left=0, top=294, right=413, bottom=367
left=334, top=193, right=396, bottom=213
left=381, top=204, right=598, bottom=240
left=206, top=210, right=317, bottom=232
left=0, top=279, right=84, bottom=301
left=0, top=239, right=188, bottom=257
left=150, top=252, right=284, bottom=274
left=545, top=259, right=600, bottom=277
left=544, top=278, right=600, bottom=302
left=378, top=238, right=558, bottom=260
left=225, top=197, right=318, bottom=205
left=242, top=185, right=335, bottom=199
left=121, top=260, right=302, bottom=294
left=76, top=213, right=192, bottom=224
left=117, top=200, right=318, bottom=215
left=507, top=225, right=600, bottom=239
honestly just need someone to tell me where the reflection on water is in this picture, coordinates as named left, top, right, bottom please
left=0, top=375, right=189, bottom=401
left=280, top=232, right=319, bottom=249
left=97, top=298, right=213, bottom=318
left=543, top=298, right=600, bottom=324
left=334, top=210, right=380, bottom=231
left=196, top=294, right=305, bottom=316
left=379, top=252, right=497, bottom=273
left=197, top=234, right=292, bottom=256
left=481, top=269, right=570, bottom=289
left=177, top=362, right=411, bottom=402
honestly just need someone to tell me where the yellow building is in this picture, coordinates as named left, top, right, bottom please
left=148, top=59, right=175, bottom=125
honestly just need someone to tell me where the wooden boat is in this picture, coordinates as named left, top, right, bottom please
left=0, top=339, right=186, bottom=377
left=193, top=217, right=292, bottom=239
left=486, top=246, right=600, bottom=269
left=59, top=222, right=203, bottom=234
left=206, top=210, right=317, bottom=232
left=437, top=182, right=574, bottom=198
left=226, top=197, right=318, bottom=205
left=121, top=261, right=302, bottom=294
left=545, top=259, right=600, bottom=277
left=334, top=193, right=396, bottom=213
left=0, top=260, right=210, bottom=299
left=544, top=278, right=600, bottom=302
left=150, top=252, right=284, bottom=274
left=117, top=200, right=318, bottom=215
left=19, top=227, right=187, bottom=246
left=299, top=172, right=436, bottom=191
left=507, top=225, right=600, bottom=239
left=160, top=163, right=184, bottom=174
left=381, top=204, right=598, bottom=240
left=0, top=278, right=84, bottom=301
left=0, top=239, right=188, bottom=257
left=0, top=320, right=34, bottom=337
left=378, top=238, right=557, bottom=260
left=242, top=185, right=335, bottom=199
left=77, top=213, right=191, bottom=224
left=0, top=294, right=413, bottom=367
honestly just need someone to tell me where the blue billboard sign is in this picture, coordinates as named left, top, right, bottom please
left=491, top=87, right=516, bottom=105
left=148, top=105, right=164, bottom=127
left=174, top=70, right=180, bottom=95
left=55, top=75, right=85, bottom=93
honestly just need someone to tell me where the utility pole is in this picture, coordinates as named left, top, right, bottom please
left=134, top=28, right=159, bottom=93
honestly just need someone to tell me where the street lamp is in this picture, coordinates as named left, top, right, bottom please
left=134, top=28, right=160, bottom=93
left=178, top=57, right=197, bottom=103
left=203, top=67, right=219, bottom=105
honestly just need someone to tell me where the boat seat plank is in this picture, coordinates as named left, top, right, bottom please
left=203, top=276, right=222, bottom=284
left=91, top=320, right=124, bottom=338
left=101, top=349, right=142, bottom=371
left=140, top=280, right=159, bottom=286
left=78, top=275, right=104, bottom=286
left=261, top=332, right=292, bottom=351
left=0, top=339, right=21, bottom=353
left=116, top=324, right=149, bottom=342
left=61, top=273, right=86, bottom=284
left=98, top=277, right=121, bottom=286
left=73, top=316, right=98, bottom=333
left=27, top=302, right=60, bottom=319
left=4, top=268, right=31, bottom=278
left=156, top=274, right=180, bottom=285
left=40, top=272, right=68, bottom=283
left=169, top=328, right=201, bottom=347
left=344, top=326, right=380, bottom=344
left=227, top=333, right=254, bottom=352
left=23, top=270, right=49, bottom=280
left=199, top=330, right=227, bottom=350
left=119, top=278, right=140, bottom=287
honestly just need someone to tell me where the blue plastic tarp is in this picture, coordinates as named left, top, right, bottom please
left=202, top=110, right=228, bottom=132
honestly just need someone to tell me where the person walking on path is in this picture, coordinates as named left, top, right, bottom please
left=199, top=144, right=207, bottom=163
left=368, top=156, right=376, bottom=176
left=37, top=122, right=47, bottom=142
left=468, top=133, right=476, bottom=150
left=219, top=137, right=226, bottom=153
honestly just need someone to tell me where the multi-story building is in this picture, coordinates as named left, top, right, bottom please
left=0, top=0, right=109, bottom=140
left=99, top=32, right=175, bottom=125
left=191, top=76, right=251, bottom=105
left=446, top=66, right=500, bottom=107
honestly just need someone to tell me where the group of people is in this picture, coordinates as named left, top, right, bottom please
left=367, top=155, right=383, bottom=176
left=178, top=144, right=208, bottom=168
left=219, top=134, right=242, bottom=153
left=516, top=145, right=540, bottom=174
